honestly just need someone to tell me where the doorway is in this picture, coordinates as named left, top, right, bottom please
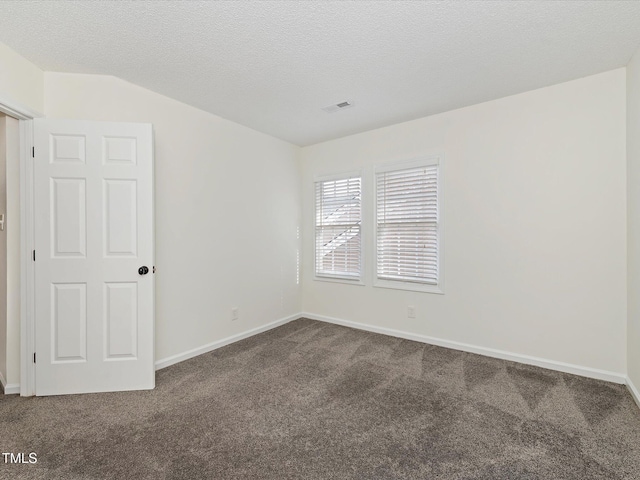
left=0, top=113, right=21, bottom=395
left=0, top=95, right=156, bottom=396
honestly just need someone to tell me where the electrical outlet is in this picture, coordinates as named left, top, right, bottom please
left=407, top=305, right=416, bottom=319
left=231, top=307, right=239, bottom=321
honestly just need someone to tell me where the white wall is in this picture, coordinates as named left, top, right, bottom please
left=628, top=47, right=640, bottom=392
left=0, top=42, right=44, bottom=114
left=301, top=69, right=627, bottom=376
left=0, top=41, right=631, bottom=387
left=45, top=73, right=301, bottom=363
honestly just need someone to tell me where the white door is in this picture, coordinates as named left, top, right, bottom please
left=33, top=119, right=154, bottom=396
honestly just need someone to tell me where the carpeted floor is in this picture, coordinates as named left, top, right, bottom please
left=1, top=318, right=640, bottom=479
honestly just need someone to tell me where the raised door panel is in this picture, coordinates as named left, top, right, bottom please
left=52, top=283, right=87, bottom=363
left=104, top=180, right=137, bottom=257
left=51, top=178, right=86, bottom=258
left=104, top=283, right=137, bottom=359
left=50, top=135, right=86, bottom=164
left=103, top=136, right=137, bottom=165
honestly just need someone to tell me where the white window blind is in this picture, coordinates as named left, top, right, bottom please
left=376, top=163, right=439, bottom=285
left=315, top=176, right=362, bottom=280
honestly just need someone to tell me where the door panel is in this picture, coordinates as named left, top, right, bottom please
left=34, top=119, right=154, bottom=396
left=50, top=135, right=86, bottom=164
left=104, top=179, right=137, bottom=256
left=103, top=137, right=136, bottom=165
left=104, top=282, right=138, bottom=359
left=52, top=283, right=86, bottom=362
left=51, top=178, right=86, bottom=257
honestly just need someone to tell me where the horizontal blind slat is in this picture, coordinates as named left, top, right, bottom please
left=376, top=163, right=440, bottom=285
left=315, top=176, right=362, bottom=278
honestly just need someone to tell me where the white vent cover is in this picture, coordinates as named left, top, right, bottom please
left=322, top=101, right=354, bottom=113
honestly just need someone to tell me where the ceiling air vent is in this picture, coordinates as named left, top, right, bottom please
left=322, top=100, right=354, bottom=113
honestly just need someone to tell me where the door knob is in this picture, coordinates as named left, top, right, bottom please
left=138, top=266, right=149, bottom=275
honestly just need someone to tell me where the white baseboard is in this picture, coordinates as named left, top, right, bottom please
left=3, top=385, right=19, bottom=395
left=301, top=312, right=627, bottom=385
left=5, top=310, right=630, bottom=396
left=627, top=377, right=640, bottom=409
left=154, top=313, right=300, bottom=371
left=0, top=370, right=20, bottom=395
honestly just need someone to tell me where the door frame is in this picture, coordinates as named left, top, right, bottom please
left=0, top=93, right=40, bottom=396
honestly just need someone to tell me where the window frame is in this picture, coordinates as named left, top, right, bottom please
left=373, top=156, right=444, bottom=294
left=313, top=170, right=365, bottom=286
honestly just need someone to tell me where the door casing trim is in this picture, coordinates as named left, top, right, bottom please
left=19, top=117, right=35, bottom=396
left=0, top=93, right=41, bottom=396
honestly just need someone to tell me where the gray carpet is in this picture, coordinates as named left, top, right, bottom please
left=1, top=318, right=640, bottom=479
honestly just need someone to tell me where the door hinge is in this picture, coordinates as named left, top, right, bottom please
left=33, top=353, right=36, bottom=364
left=32, top=147, right=34, bottom=158
left=32, top=250, right=35, bottom=261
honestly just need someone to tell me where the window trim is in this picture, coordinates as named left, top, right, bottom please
left=313, top=170, right=365, bottom=286
left=373, top=156, right=444, bottom=294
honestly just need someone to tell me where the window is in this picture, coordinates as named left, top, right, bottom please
left=375, top=158, right=442, bottom=292
left=315, top=175, right=362, bottom=281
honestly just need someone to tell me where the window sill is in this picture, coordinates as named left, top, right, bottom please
left=314, top=275, right=365, bottom=286
left=374, top=279, right=443, bottom=294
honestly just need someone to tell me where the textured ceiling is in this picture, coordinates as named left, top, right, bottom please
left=1, top=1, right=640, bottom=146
